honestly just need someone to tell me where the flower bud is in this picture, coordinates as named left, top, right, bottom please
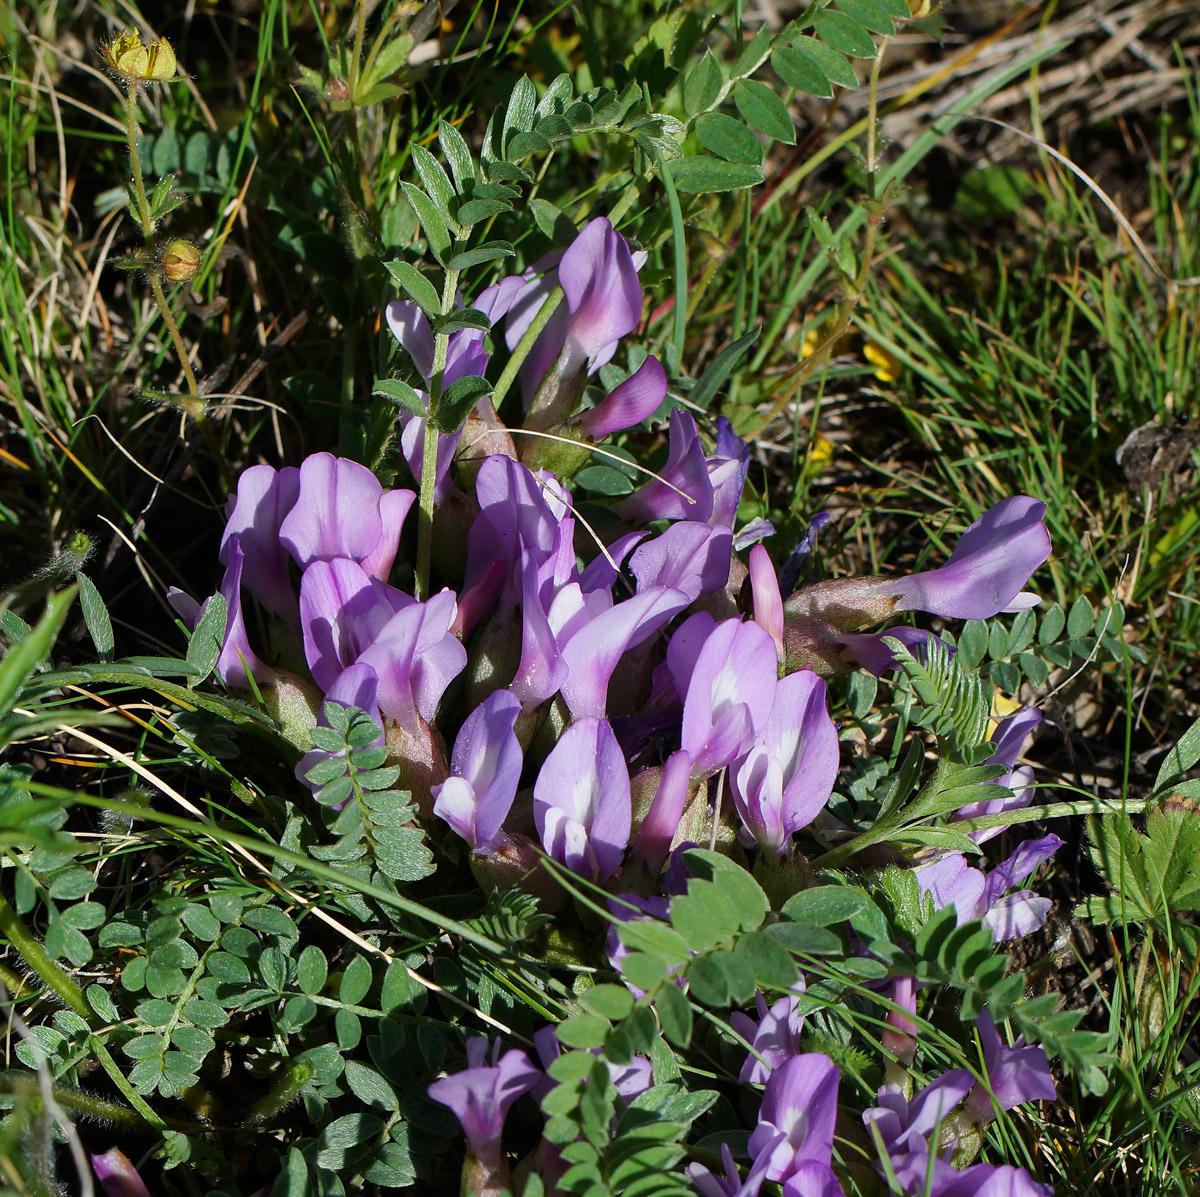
left=161, top=238, right=201, bottom=282
left=102, top=31, right=177, bottom=84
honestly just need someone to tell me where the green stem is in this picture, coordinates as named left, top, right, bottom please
left=489, top=287, right=564, bottom=413
left=123, top=86, right=155, bottom=242
left=414, top=267, right=460, bottom=601
left=0, top=1071, right=200, bottom=1132
left=0, top=895, right=167, bottom=1132
left=0, top=895, right=90, bottom=1021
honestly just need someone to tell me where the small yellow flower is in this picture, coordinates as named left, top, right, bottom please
left=102, top=30, right=177, bottom=84
left=908, top=0, right=934, bottom=16
left=863, top=341, right=902, bottom=383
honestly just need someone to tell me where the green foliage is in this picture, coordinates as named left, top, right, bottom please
left=305, top=703, right=435, bottom=884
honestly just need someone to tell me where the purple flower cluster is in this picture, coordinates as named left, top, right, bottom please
left=181, top=212, right=1063, bottom=1197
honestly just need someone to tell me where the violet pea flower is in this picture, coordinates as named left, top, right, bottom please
left=615, top=406, right=713, bottom=523
left=749, top=543, right=785, bottom=665
left=954, top=707, right=1042, bottom=844
left=677, top=618, right=779, bottom=780
left=531, top=1025, right=652, bottom=1104
left=730, top=670, right=839, bottom=857
left=578, top=355, right=667, bottom=440
left=505, top=216, right=645, bottom=396
left=431, top=691, right=523, bottom=853
left=533, top=716, right=631, bottom=882
left=731, top=984, right=807, bottom=1085
left=964, top=1010, right=1056, bottom=1124
left=630, top=749, right=693, bottom=875
left=916, top=834, right=1063, bottom=941
left=747, top=1052, right=842, bottom=1186
left=91, top=1148, right=151, bottom=1197
left=863, top=1071, right=974, bottom=1160
left=278, top=452, right=415, bottom=582
left=631, top=520, right=732, bottom=604
left=386, top=276, right=526, bottom=500
left=427, top=1037, right=541, bottom=1173
left=220, top=463, right=300, bottom=618
left=785, top=497, right=1051, bottom=629
left=885, top=1155, right=1052, bottom=1197
left=689, top=1138, right=782, bottom=1197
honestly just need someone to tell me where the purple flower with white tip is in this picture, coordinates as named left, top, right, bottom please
left=427, top=1037, right=541, bottom=1177
left=916, top=834, right=1063, bottom=941
left=749, top=544, right=785, bottom=664
left=785, top=497, right=1051, bottom=629
left=578, top=355, right=667, bottom=440
left=534, top=717, right=631, bottom=882
left=677, top=617, right=779, bottom=779
left=431, top=691, right=523, bottom=853
left=748, top=1053, right=843, bottom=1188
left=730, top=670, right=839, bottom=856
left=91, top=1148, right=150, bottom=1197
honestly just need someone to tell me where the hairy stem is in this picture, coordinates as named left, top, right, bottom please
left=414, top=266, right=460, bottom=601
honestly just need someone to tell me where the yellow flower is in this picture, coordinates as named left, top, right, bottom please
left=102, top=30, right=177, bottom=84
left=863, top=340, right=902, bottom=383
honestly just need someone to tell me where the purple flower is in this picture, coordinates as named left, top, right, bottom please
left=386, top=276, right=526, bottom=498
left=630, top=521, right=732, bottom=603
left=278, top=452, right=415, bottom=581
left=616, top=408, right=750, bottom=528
left=677, top=618, right=779, bottom=779
left=579, top=355, right=667, bottom=440
left=91, top=1148, right=150, bottom=1197
left=220, top=463, right=300, bottom=617
left=747, top=1053, right=842, bottom=1185
left=838, top=625, right=944, bottom=676
left=965, top=1010, right=1056, bottom=1123
left=916, top=834, right=1063, bottom=941
left=465, top=454, right=572, bottom=612
left=885, top=1156, right=1052, bottom=1197
left=534, top=717, right=631, bottom=882
left=505, top=217, right=645, bottom=394
left=730, top=670, right=839, bottom=856
left=531, top=1025, right=652, bottom=1104
left=297, top=557, right=465, bottom=732
left=749, top=544, right=785, bottom=664
left=689, top=1139, right=780, bottom=1197
left=431, top=691, right=523, bottom=853
left=427, top=1037, right=541, bottom=1171
left=785, top=498, right=1051, bottom=629
left=630, top=749, right=694, bottom=875
left=213, top=538, right=265, bottom=687
left=863, top=1071, right=974, bottom=1159
left=731, top=985, right=807, bottom=1084
left=954, top=708, right=1042, bottom=844
left=294, top=661, right=383, bottom=794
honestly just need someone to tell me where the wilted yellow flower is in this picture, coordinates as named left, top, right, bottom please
left=161, top=239, right=201, bottom=283
left=908, top=0, right=934, bottom=16
left=863, top=341, right=902, bottom=383
left=103, top=30, right=177, bottom=84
